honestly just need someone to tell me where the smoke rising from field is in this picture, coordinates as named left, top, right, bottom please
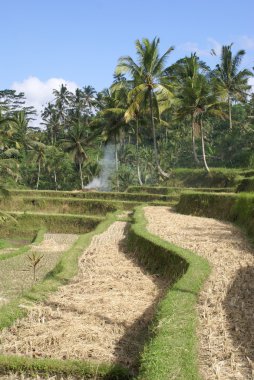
left=85, top=143, right=115, bottom=191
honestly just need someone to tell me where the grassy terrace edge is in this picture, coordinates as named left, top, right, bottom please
left=127, top=207, right=211, bottom=380
left=177, top=191, right=254, bottom=238
left=9, top=189, right=177, bottom=202
left=0, top=227, right=46, bottom=261
left=1, top=212, right=104, bottom=236
left=0, top=211, right=130, bottom=380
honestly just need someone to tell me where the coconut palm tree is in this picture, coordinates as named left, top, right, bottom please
left=169, top=53, right=210, bottom=165
left=62, top=122, right=88, bottom=189
left=115, top=37, right=174, bottom=178
left=211, top=44, right=253, bottom=129
left=176, top=72, right=224, bottom=172
left=41, top=103, right=61, bottom=145
left=83, top=86, right=97, bottom=114
left=53, top=84, right=73, bottom=126
left=29, top=142, right=46, bottom=190
left=94, top=88, right=128, bottom=190
left=12, top=110, right=37, bottom=153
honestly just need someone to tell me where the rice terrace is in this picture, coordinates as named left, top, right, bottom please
left=1, top=3, right=254, bottom=377
left=0, top=168, right=253, bottom=380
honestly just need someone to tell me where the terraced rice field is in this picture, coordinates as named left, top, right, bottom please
left=0, top=221, right=168, bottom=375
left=0, top=233, right=78, bottom=306
left=0, top=189, right=253, bottom=380
left=144, top=206, right=254, bottom=380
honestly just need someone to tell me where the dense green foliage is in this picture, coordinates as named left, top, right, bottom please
left=0, top=39, right=253, bottom=191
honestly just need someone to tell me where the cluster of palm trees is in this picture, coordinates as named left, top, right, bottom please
left=110, top=38, right=252, bottom=177
left=0, top=37, right=253, bottom=190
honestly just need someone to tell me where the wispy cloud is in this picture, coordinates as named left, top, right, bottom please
left=238, top=35, right=254, bottom=50
left=11, top=76, right=79, bottom=125
left=179, top=38, right=222, bottom=57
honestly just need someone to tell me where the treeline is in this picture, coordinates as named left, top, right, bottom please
left=0, top=38, right=254, bottom=190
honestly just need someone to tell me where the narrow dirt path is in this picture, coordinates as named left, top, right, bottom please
left=0, top=222, right=167, bottom=374
left=144, top=206, right=254, bottom=380
left=0, top=233, right=78, bottom=306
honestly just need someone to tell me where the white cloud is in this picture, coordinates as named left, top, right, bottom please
left=179, top=38, right=222, bottom=57
left=238, top=36, right=254, bottom=50
left=178, top=42, right=210, bottom=57
left=11, top=76, right=79, bottom=126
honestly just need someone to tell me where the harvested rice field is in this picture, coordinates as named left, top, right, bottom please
left=144, top=206, right=254, bottom=380
left=0, top=233, right=78, bottom=306
left=0, top=221, right=168, bottom=374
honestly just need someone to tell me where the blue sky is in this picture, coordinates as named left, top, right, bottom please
left=1, top=0, right=254, bottom=113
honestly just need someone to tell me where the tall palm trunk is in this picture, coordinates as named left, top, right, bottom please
left=79, top=161, right=84, bottom=189
left=200, top=118, right=210, bottom=173
left=114, top=134, right=119, bottom=191
left=228, top=95, right=232, bottom=129
left=149, top=90, right=170, bottom=178
left=136, top=119, right=143, bottom=185
left=54, top=170, right=58, bottom=190
left=149, top=90, right=159, bottom=167
left=191, top=115, right=200, bottom=165
left=36, top=160, right=41, bottom=190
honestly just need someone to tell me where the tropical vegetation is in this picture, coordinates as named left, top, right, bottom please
left=0, top=39, right=253, bottom=190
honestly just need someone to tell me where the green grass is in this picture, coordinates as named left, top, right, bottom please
left=127, top=185, right=235, bottom=195
left=0, top=239, right=12, bottom=250
left=0, top=211, right=103, bottom=237
left=0, top=355, right=130, bottom=380
left=127, top=207, right=210, bottom=380
left=9, top=189, right=176, bottom=202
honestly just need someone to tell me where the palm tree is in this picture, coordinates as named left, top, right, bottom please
left=30, top=142, right=46, bottom=190
left=169, top=53, right=210, bottom=165
left=62, top=122, right=88, bottom=189
left=176, top=72, right=224, bottom=172
left=12, top=110, right=36, bottom=152
left=41, top=103, right=61, bottom=145
left=53, top=84, right=73, bottom=125
left=212, top=44, right=253, bottom=129
left=83, top=86, right=97, bottom=114
left=115, top=37, right=174, bottom=178
left=95, top=89, right=127, bottom=191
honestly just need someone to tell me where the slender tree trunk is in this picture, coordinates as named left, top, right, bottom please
left=36, top=160, right=41, bottom=190
left=54, top=170, right=58, bottom=190
left=114, top=134, right=119, bottom=191
left=191, top=115, right=200, bottom=165
left=200, top=119, right=210, bottom=173
left=149, top=90, right=170, bottom=179
left=228, top=95, right=232, bottom=129
left=149, top=90, right=159, bottom=167
left=136, top=119, right=143, bottom=185
left=50, top=126, right=54, bottom=145
left=79, top=161, right=84, bottom=189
